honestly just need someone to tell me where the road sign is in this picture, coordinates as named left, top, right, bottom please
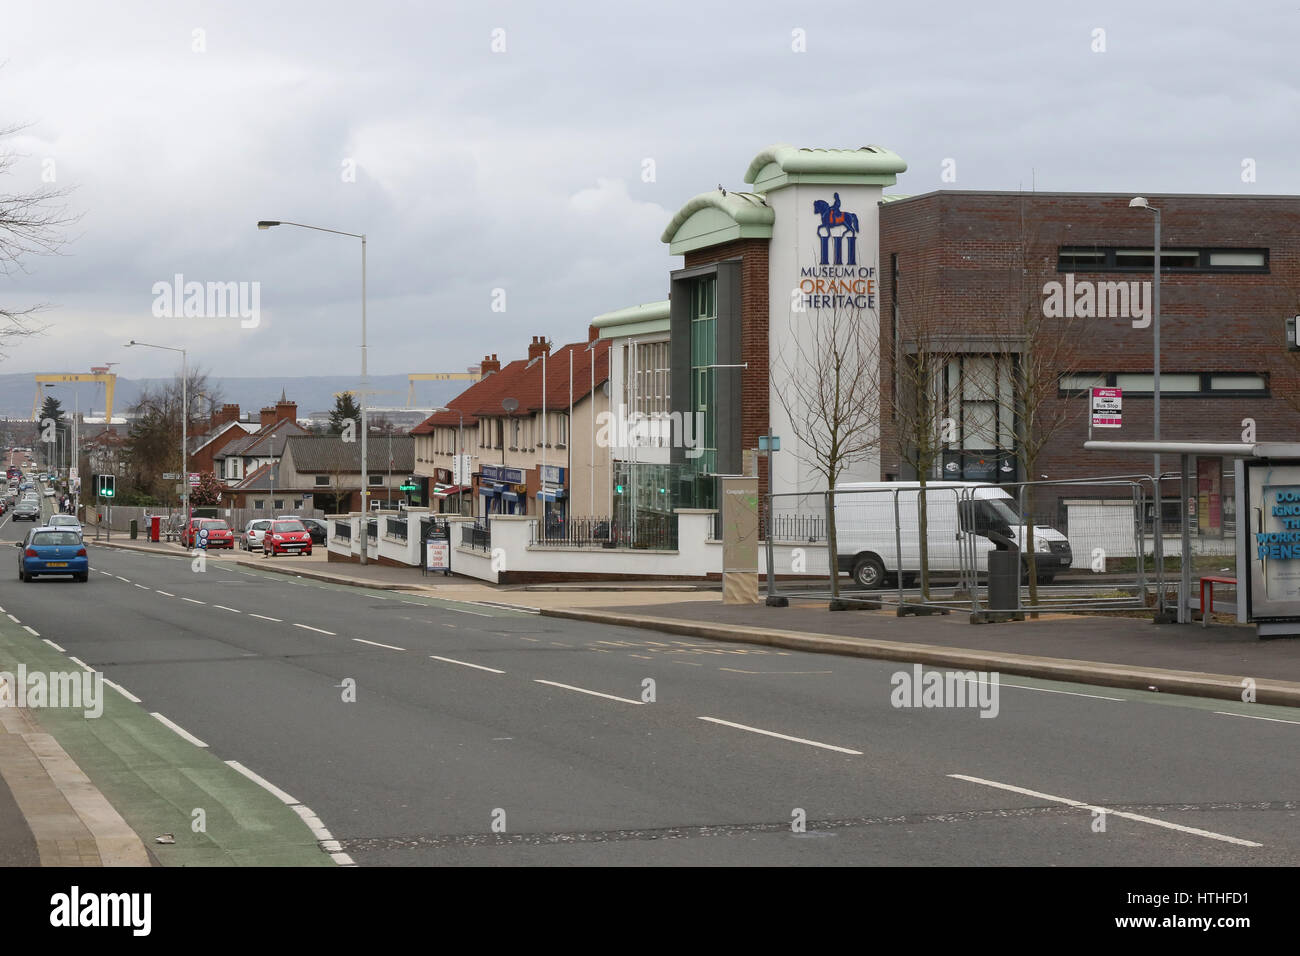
left=1091, top=387, right=1122, bottom=429
left=188, top=473, right=200, bottom=486
left=163, top=472, right=180, bottom=480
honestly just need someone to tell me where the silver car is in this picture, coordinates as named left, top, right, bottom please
left=242, top=518, right=272, bottom=552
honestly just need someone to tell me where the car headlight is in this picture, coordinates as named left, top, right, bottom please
left=272, top=534, right=282, bottom=540
left=1033, top=538, right=1048, bottom=552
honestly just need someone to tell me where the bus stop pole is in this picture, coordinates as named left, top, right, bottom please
left=1180, top=454, right=1192, bottom=624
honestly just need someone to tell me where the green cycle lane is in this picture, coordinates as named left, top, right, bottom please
left=0, top=613, right=334, bottom=866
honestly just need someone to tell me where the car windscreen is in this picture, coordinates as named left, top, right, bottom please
left=273, top=521, right=305, bottom=532
left=31, top=532, right=80, bottom=546
left=201, top=521, right=229, bottom=531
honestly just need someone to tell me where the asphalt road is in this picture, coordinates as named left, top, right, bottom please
left=0, top=508, right=1296, bottom=865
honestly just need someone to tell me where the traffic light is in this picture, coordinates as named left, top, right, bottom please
left=96, top=474, right=115, bottom=498
left=615, top=484, right=624, bottom=494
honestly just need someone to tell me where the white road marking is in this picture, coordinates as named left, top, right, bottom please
left=22, top=625, right=38, bottom=637
left=291, top=803, right=336, bottom=840
left=213, top=605, right=241, bottom=613
left=133, top=583, right=149, bottom=590
left=68, top=656, right=94, bottom=672
left=103, top=679, right=141, bottom=703
left=249, top=613, right=281, bottom=622
left=225, top=760, right=298, bottom=804
left=948, top=773, right=1263, bottom=847
left=181, top=597, right=205, bottom=605
left=6, top=614, right=18, bottom=623
left=151, top=712, right=208, bottom=748
left=293, top=623, right=335, bottom=635
left=697, top=716, right=862, bottom=755
left=156, top=590, right=174, bottom=597
left=1213, top=711, right=1300, bottom=726
left=42, top=638, right=65, bottom=652
left=353, top=638, right=405, bottom=651
left=430, top=655, right=504, bottom=674
left=115, top=576, right=130, bottom=583
left=444, top=606, right=492, bottom=617
left=330, top=852, right=355, bottom=866
left=964, top=677, right=1124, bottom=702
left=474, top=601, right=540, bottom=614
left=534, top=679, right=644, bottom=706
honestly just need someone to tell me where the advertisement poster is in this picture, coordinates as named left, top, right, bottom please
left=426, top=540, right=450, bottom=572
left=1197, top=457, right=1222, bottom=537
left=1242, top=460, right=1300, bottom=623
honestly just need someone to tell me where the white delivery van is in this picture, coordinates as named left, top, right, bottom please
left=833, top=481, right=1072, bottom=589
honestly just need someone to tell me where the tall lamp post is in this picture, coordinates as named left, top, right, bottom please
left=258, top=219, right=369, bottom=563
left=127, top=340, right=188, bottom=524
left=1129, top=197, right=1166, bottom=619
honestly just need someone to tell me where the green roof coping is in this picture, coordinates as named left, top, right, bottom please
left=592, top=300, right=670, bottom=329
left=659, top=190, right=774, bottom=249
left=743, top=143, right=907, bottom=192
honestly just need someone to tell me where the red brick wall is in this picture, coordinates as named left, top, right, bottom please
left=879, top=191, right=1300, bottom=483
left=684, top=238, right=771, bottom=487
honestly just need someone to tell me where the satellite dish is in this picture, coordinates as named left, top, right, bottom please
left=502, top=398, right=519, bottom=413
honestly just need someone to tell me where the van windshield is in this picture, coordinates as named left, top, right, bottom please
left=960, top=496, right=1024, bottom=533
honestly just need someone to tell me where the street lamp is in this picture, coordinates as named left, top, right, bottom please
left=1129, top=197, right=1166, bottom=618
left=258, top=219, right=370, bottom=563
left=126, top=340, right=189, bottom=523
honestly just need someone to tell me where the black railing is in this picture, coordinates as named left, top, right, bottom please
left=711, top=509, right=827, bottom=542
left=386, top=517, right=408, bottom=541
left=366, top=519, right=377, bottom=542
left=461, top=523, right=491, bottom=551
left=532, top=514, right=678, bottom=550
left=333, top=519, right=351, bottom=541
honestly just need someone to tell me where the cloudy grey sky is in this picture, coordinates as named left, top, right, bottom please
left=0, top=0, right=1296, bottom=386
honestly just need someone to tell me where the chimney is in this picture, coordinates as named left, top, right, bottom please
left=210, top=403, right=240, bottom=430
left=260, top=405, right=277, bottom=428
left=527, top=335, right=551, bottom=360
left=275, top=397, right=298, bottom=425
left=480, top=354, right=501, bottom=374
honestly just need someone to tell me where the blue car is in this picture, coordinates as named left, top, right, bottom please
left=17, top=527, right=89, bottom=582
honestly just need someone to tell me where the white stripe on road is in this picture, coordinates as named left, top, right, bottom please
left=430, top=655, right=504, bottom=674
left=133, top=583, right=149, bottom=590
left=213, top=605, right=241, bottom=613
left=68, top=656, right=94, bottom=673
left=156, top=590, right=174, bottom=597
left=293, top=623, right=335, bottom=635
left=225, top=760, right=299, bottom=805
left=115, top=576, right=130, bottom=583
left=1213, top=711, right=1300, bottom=726
left=474, top=601, right=540, bottom=614
left=103, top=679, right=141, bottom=703
left=948, top=774, right=1262, bottom=847
left=444, top=606, right=492, bottom=617
left=964, top=677, right=1125, bottom=702
left=6, top=614, right=18, bottom=623
left=22, top=625, right=38, bottom=637
left=181, top=598, right=205, bottom=605
left=353, top=638, right=405, bottom=651
left=42, top=638, right=65, bottom=652
left=535, top=679, right=644, bottom=706
left=291, top=803, right=336, bottom=841
left=697, top=716, right=862, bottom=755
left=249, top=613, right=281, bottom=622
left=150, top=712, right=208, bottom=748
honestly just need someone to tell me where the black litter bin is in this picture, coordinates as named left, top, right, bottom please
left=129, top=519, right=138, bottom=540
left=985, top=528, right=1019, bottom=612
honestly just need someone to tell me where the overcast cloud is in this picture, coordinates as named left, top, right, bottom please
left=0, top=0, right=1296, bottom=386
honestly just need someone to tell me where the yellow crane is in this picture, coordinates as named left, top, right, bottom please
left=33, top=369, right=118, bottom=422
left=407, top=369, right=482, bottom=406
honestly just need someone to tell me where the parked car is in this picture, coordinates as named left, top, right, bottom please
left=12, top=500, right=41, bottom=521
left=298, top=518, right=328, bottom=545
left=17, top=527, right=89, bottom=582
left=182, top=518, right=235, bottom=549
left=241, top=518, right=272, bottom=552
left=263, top=519, right=312, bottom=557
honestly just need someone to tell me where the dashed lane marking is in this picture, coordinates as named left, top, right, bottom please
left=150, top=713, right=208, bottom=748
left=42, top=638, right=65, bottom=652
left=22, top=626, right=38, bottom=637
left=698, top=716, right=862, bottom=755
left=353, top=638, right=405, bottom=651
left=293, top=624, right=335, bottom=636
left=181, top=598, right=206, bottom=605
left=534, top=679, right=644, bottom=706
left=213, top=605, right=241, bottom=613
left=249, top=613, right=281, bottom=622
left=104, top=679, right=141, bottom=703
left=1213, top=711, right=1300, bottom=726
left=430, top=655, right=505, bottom=675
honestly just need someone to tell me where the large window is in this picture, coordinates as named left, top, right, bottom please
left=626, top=340, right=670, bottom=419
left=1060, top=372, right=1269, bottom=397
left=1058, top=246, right=1268, bottom=274
left=689, top=277, right=718, bottom=474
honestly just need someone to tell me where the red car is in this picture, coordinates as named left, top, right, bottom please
left=263, top=519, right=312, bottom=557
left=182, top=518, right=235, bottom=549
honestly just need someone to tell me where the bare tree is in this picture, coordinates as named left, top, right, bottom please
left=771, top=298, right=882, bottom=598
left=0, top=121, right=78, bottom=358
left=124, top=370, right=222, bottom=503
left=986, top=202, right=1087, bottom=607
left=888, top=254, right=966, bottom=598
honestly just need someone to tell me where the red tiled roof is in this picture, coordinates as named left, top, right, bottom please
left=411, top=339, right=610, bottom=433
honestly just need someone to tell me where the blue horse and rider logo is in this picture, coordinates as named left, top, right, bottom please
left=812, top=192, right=858, bottom=266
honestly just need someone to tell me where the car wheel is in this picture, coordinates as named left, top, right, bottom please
left=852, top=555, right=886, bottom=590
left=76, top=572, right=88, bottom=583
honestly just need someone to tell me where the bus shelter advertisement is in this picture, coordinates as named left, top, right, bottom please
left=1239, top=459, right=1300, bottom=627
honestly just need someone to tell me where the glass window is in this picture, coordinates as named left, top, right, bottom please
left=1210, top=374, right=1266, bottom=391
left=1060, top=373, right=1107, bottom=392
left=369, top=474, right=383, bottom=485
left=1209, top=251, right=1265, bottom=268
left=1114, top=373, right=1200, bottom=392
left=315, top=475, right=330, bottom=486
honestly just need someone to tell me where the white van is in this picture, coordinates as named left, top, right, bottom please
left=833, top=481, right=1072, bottom=589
